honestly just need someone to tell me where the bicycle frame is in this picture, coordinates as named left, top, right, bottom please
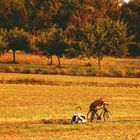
left=97, top=107, right=106, bottom=116
left=87, top=104, right=110, bottom=122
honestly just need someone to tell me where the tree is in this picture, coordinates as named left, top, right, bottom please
left=80, top=18, right=109, bottom=69
left=36, top=25, right=68, bottom=67
left=121, top=0, right=140, bottom=56
left=109, top=20, right=134, bottom=58
left=89, top=0, right=121, bottom=20
left=52, top=0, right=77, bottom=28
left=0, top=0, right=26, bottom=30
left=24, top=0, right=58, bottom=31
left=0, top=28, right=8, bottom=56
left=64, top=24, right=84, bottom=59
left=5, top=27, right=30, bottom=62
left=78, top=18, right=134, bottom=69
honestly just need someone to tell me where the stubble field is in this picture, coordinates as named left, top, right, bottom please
left=0, top=73, right=140, bottom=140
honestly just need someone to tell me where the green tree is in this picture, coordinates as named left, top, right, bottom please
left=52, top=0, right=77, bottom=28
left=80, top=18, right=109, bottom=69
left=90, top=0, right=121, bottom=20
left=121, top=0, right=140, bottom=56
left=6, top=27, right=30, bottom=62
left=109, top=20, right=134, bottom=58
left=78, top=18, right=134, bottom=69
left=24, top=0, right=58, bottom=31
left=0, top=0, right=26, bottom=30
left=0, top=28, right=8, bottom=56
left=64, top=24, right=83, bottom=59
left=36, top=25, right=68, bottom=67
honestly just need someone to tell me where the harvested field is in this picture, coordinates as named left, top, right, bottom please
left=0, top=73, right=140, bottom=139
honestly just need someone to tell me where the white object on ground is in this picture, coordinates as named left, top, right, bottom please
left=71, top=113, right=86, bottom=124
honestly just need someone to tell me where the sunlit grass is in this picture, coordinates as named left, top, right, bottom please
left=0, top=74, right=140, bottom=123
left=0, top=52, right=140, bottom=77
left=0, top=73, right=140, bottom=85
left=0, top=73, right=140, bottom=139
left=0, top=121, right=140, bottom=140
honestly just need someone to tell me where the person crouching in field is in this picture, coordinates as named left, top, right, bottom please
left=88, top=98, right=106, bottom=121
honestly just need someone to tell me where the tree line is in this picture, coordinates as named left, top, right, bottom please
left=0, top=0, right=140, bottom=69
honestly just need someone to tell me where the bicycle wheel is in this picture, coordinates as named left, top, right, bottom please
left=103, top=111, right=112, bottom=122
left=87, top=111, right=97, bottom=122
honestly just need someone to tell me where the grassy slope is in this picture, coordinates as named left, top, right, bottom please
left=0, top=73, right=140, bottom=139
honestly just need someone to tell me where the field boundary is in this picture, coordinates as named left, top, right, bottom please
left=0, top=79, right=140, bottom=88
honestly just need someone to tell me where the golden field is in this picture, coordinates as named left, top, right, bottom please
left=0, top=73, right=140, bottom=139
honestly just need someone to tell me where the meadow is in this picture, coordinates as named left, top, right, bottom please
left=0, top=52, right=140, bottom=77
left=0, top=73, right=140, bottom=139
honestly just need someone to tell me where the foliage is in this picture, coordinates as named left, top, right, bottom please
left=36, top=25, right=68, bottom=67
left=6, top=27, right=30, bottom=62
left=108, top=20, right=134, bottom=57
left=52, top=0, right=76, bottom=28
left=72, top=17, right=134, bottom=69
left=0, top=28, right=8, bottom=56
left=24, top=0, right=58, bottom=31
left=0, top=0, right=26, bottom=29
left=121, top=0, right=140, bottom=56
left=0, top=0, right=139, bottom=67
left=64, top=24, right=83, bottom=58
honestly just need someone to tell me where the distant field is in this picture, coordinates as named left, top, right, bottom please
left=0, top=52, right=140, bottom=68
left=0, top=73, right=140, bottom=139
left=0, top=52, right=140, bottom=77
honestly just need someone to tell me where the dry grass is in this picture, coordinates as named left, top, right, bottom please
left=0, top=51, right=140, bottom=69
left=0, top=122, right=140, bottom=140
left=0, top=84, right=140, bottom=122
left=0, top=73, right=140, bottom=85
left=0, top=73, right=140, bottom=139
left=0, top=52, right=140, bottom=78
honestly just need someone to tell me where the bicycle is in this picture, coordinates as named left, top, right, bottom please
left=87, top=104, right=112, bottom=122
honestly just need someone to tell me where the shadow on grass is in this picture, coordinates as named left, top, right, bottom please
left=41, top=119, right=71, bottom=125
left=41, top=118, right=140, bottom=125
